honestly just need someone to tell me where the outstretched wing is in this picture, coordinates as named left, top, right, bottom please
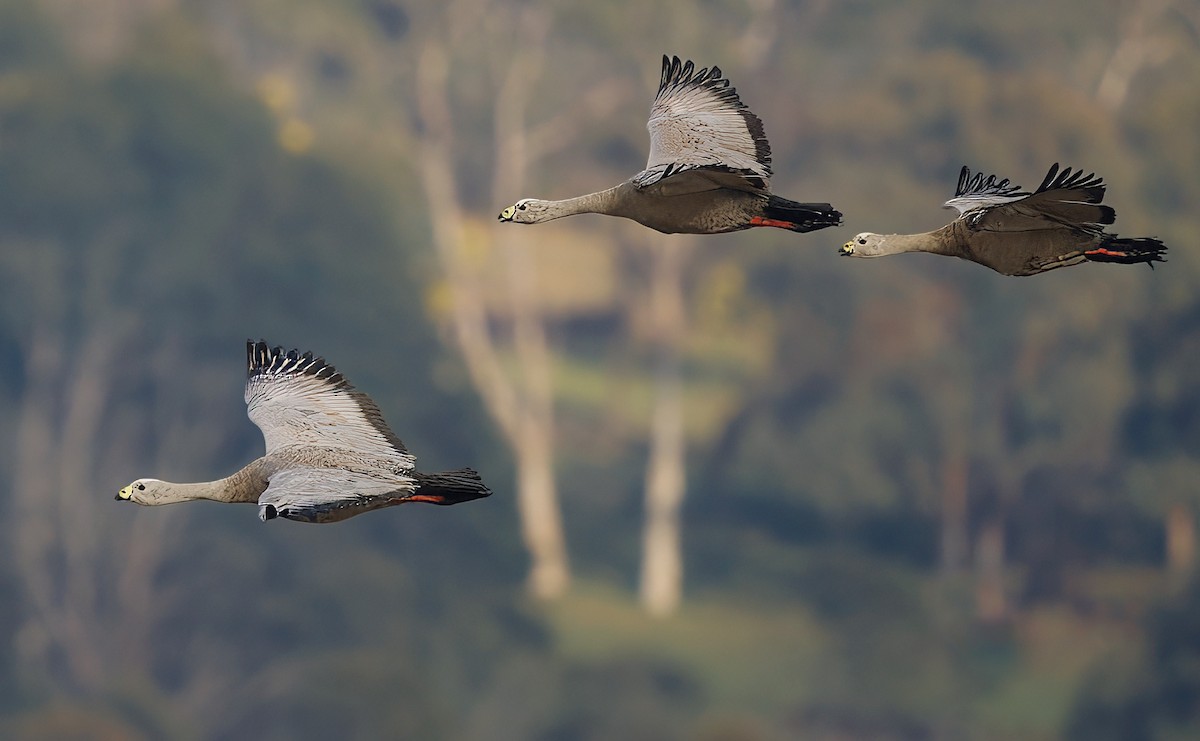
left=943, top=165, right=1028, bottom=215
left=244, top=340, right=412, bottom=464
left=965, top=163, right=1116, bottom=234
left=634, top=55, right=772, bottom=192
left=259, top=466, right=415, bottom=523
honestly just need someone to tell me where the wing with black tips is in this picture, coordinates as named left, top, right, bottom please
left=634, top=55, right=772, bottom=192
left=244, top=340, right=413, bottom=465
left=943, top=165, right=1029, bottom=215
left=965, top=163, right=1116, bottom=234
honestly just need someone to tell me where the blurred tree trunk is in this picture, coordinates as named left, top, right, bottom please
left=490, top=14, right=573, bottom=599
left=639, top=236, right=689, bottom=616
left=413, top=36, right=568, bottom=599
left=973, top=386, right=1022, bottom=624
left=940, top=449, right=969, bottom=575
left=633, top=20, right=792, bottom=615
left=899, top=286, right=972, bottom=578
left=406, top=1, right=627, bottom=599
left=1095, top=0, right=1178, bottom=111
left=10, top=302, right=146, bottom=692
left=974, top=516, right=1007, bottom=624
left=11, top=303, right=279, bottom=720
left=971, top=487, right=1011, bottom=625
left=408, top=3, right=636, bottom=598
left=736, top=0, right=780, bottom=67
left=936, top=323, right=971, bottom=577
left=1166, top=502, right=1196, bottom=585
left=11, top=317, right=99, bottom=688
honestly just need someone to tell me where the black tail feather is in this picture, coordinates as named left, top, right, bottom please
left=1085, top=236, right=1167, bottom=267
left=762, top=195, right=843, bottom=233
left=409, top=468, right=492, bottom=505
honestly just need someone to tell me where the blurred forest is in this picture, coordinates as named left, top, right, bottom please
left=2, top=0, right=1199, bottom=738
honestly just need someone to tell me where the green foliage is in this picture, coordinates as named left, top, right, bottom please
left=1066, top=577, right=1200, bottom=741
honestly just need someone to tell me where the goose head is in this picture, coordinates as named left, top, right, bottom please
left=116, top=478, right=160, bottom=504
left=498, top=198, right=549, bottom=224
left=839, top=233, right=886, bottom=257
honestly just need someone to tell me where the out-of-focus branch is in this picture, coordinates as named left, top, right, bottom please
left=525, top=79, right=631, bottom=164
left=1096, top=0, right=1179, bottom=111
left=414, top=39, right=521, bottom=444
left=55, top=328, right=127, bottom=688
left=491, top=8, right=572, bottom=599
left=738, top=0, right=779, bottom=68
left=415, top=14, right=573, bottom=597
left=12, top=318, right=68, bottom=681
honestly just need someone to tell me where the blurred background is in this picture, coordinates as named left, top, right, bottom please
left=2, top=0, right=1199, bottom=738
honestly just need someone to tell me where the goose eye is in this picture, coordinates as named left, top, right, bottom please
left=517, top=203, right=527, bottom=211
left=136, top=483, right=145, bottom=491
left=857, top=238, right=866, bottom=245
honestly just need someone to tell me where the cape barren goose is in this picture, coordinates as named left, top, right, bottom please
left=498, top=55, right=842, bottom=235
left=117, top=340, right=491, bottom=524
left=840, top=163, right=1167, bottom=276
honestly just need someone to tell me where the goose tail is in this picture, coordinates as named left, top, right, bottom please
left=753, top=195, right=843, bottom=233
left=408, top=468, right=493, bottom=505
left=1085, top=236, right=1167, bottom=268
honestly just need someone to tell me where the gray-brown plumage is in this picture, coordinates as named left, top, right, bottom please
left=839, top=163, right=1166, bottom=276
left=497, top=55, right=842, bottom=235
left=116, top=340, right=491, bottom=524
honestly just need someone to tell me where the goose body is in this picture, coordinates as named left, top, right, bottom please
left=839, top=163, right=1167, bottom=276
left=117, top=341, right=491, bottom=524
left=498, top=55, right=842, bottom=235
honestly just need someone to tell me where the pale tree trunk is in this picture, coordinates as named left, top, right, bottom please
left=1166, top=502, right=1196, bottom=587
left=736, top=0, right=780, bottom=68
left=410, top=8, right=572, bottom=598
left=1095, top=0, right=1177, bottom=111
left=639, top=236, right=689, bottom=616
left=490, top=11, right=570, bottom=599
left=634, top=7, right=792, bottom=615
left=407, top=3, right=626, bottom=598
left=972, top=427, right=1053, bottom=622
left=974, top=516, right=1007, bottom=624
left=972, top=385, right=1020, bottom=624
left=974, top=420, right=1060, bottom=623
left=413, top=39, right=568, bottom=598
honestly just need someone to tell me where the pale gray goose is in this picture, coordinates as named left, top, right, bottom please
left=497, top=55, right=842, bottom=235
left=116, top=340, right=491, bottom=524
left=839, top=163, right=1167, bottom=276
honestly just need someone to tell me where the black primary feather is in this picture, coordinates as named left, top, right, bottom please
left=1025, top=163, right=1115, bottom=228
left=954, top=165, right=1027, bottom=200
left=1033, top=163, right=1106, bottom=196
left=247, top=340, right=347, bottom=388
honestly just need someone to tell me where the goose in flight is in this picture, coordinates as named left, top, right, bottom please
left=498, top=55, right=842, bottom=235
left=117, top=340, right=492, bottom=524
left=839, top=163, right=1166, bottom=276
